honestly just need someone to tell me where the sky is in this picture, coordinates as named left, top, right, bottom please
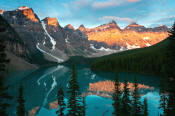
left=0, top=0, right=175, bottom=28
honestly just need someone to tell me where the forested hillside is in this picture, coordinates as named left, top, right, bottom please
left=91, top=30, right=175, bottom=77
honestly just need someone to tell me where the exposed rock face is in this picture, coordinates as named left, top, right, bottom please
left=0, top=15, right=37, bottom=70
left=64, top=24, right=75, bottom=31
left=2, top=6, right=39, bottom=25
left=79, top=21, right=169, bottom=49
left=151, top=25, right=169, bottom=32
left=2, top=8, right=57, bottom=65
left=2, top=7, right=95, bottom=64
left=123, top=23, right=147, bottom=32
left=0, top=9, right=4, bottom=14
left=19, top=6, right=39, bottom=22
left=1, top=6, right=171, bottom=67
left=42, top=17, right=59, bottom=26
left=78, top=24, right=86, bottom=31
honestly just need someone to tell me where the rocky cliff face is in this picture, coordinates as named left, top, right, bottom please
left=42, top=17, right=59, bottom=26
left=78, top=21, right=169, bottom=49
left=1, top=6, right=95, bottom=64
left=1, top=6, right=170, bottom=66
left=0, top=9, right=4, bottom=14
left=0, top=15, right=37, bottom=70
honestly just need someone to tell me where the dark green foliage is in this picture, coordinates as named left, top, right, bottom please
left=67, top=64, right=81, bottom=116
left=112, top=74, right=121, bottom=116
left=81, top=97, right=86, bottom=116
left=0, top=77, right=11, bottom=116
left=162, top=22, right=175, bottom=116
left=121, top=80, right=131, bottom=116
left=159, top=77, right=168, bottom=115
left=0, top=16, right=9, bottom=72
left=17, top=84, right=26, bottom=116
left=163, top=22, right=175, bottom=78
left=169, top=22, right=175, bottom=38
left=143, top=98, right=148, bottom=116
left=78, top=97, right=86, bottom=116
left=166, top=79, right=175, bottom=116
left=132, top=77, right=141, bottom=116
left=91, top=35, right=174, bottom=77
left=57, top=86, right=66, bottom=116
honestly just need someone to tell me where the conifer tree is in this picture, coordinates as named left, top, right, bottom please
left=112, top=74, right=121, bottom=116
left=165, top=22, right=175, bottom=116
left=143, top=98, right=148, bottom=116
left=166, top=80, right=175, bottom=116
left=159, top=76, right=168, bottom=116
left=57, top=86, right=66, bottom=116
left=169, top=22, right=175, bottom=38
left=67, top=64, right=81, bottom=116
left=121, top=80, right=131, bottom=116
left=17, top=83, right=26, bottom=116
left=79, top=97, right=86, bottom=116
left=132, top=77, right=141, bottom=116
left=0, top=15, right=11, bottom=116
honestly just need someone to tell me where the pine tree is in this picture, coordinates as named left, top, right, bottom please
left=0, top=15, right=11, bottom=116
left=57, top=86, right=66, bottom=116
left=159, top=76, right=168, bottom=116
left=17, top=83, right=26, bottom=116
left=79, top=97, right=86, bottom=116
left=132, top=77, right=141, bottom=116
left=169, top=22, right=175, bottom=38
left=0, top=77, right=11, bottom=116
left=121, top=80, right=131, bottom=116
left=166, top=79, right=175, bottom=116
left=165, top=22, right=175, bottom=116
left=112, top=74, right=121, bottom=116
left=143, top=98, right=148, bottom=116
left=67, top=64, right=81, bottom=116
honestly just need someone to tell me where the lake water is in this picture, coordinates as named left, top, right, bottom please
left=6, top=65, right=162, bottom=116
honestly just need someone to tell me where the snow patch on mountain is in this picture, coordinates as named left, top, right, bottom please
left=43, top=41, right=46, bottom=45
left=120, top=46, right=125, bottom=51
left=0, top=9, right=4, bottom=15
left=41, top=21, right=56, bottom=50
left=146, top=43, right=151, bottom=47
left=90, top=44, right=116, bottom=52
left=18, top=6, right=30, bottom=10
left=126, top=43, right=140, bottom=49
left=36, top=43, right=64, bottom=63
left=65, top=35, right=70, bottom=43
left=143, top=36, right=150, bottom=40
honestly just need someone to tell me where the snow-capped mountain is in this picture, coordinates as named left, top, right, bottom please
left=1, top=6, right=97, bottom=64
left=0, top=6, right=170, bottom=67
left=78, top=21, right=169, bottom=49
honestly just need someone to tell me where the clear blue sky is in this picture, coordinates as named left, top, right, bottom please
left=0, top=0, right=175, bottom=28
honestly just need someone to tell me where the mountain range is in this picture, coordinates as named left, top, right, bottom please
left=0, top=6, right=170, bottom=70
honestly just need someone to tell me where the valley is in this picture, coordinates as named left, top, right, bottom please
left=0, top=2, right=175, bottom=116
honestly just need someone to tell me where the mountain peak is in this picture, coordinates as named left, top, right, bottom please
left=0, top=9, right=4, bottom=14
left=157, top=25, right=168, bottom=28
left=42, top=17, right=59, bottom=26
left=65, top=24, right=75, bottom=30
left=152, top=25, right=169, bottom=32
left=78, top=24, right=86, bottom=31
left=97, top=21, right=120, bottom=30
left=17, top=6, right=39, bottom=22
left=109, top=20, right=117, bottom=24
left=79, top=24, right=85, bottom=28
left=18, top=6, right=30, bottom=10
left=124, top=23, right=146, bottom=32
left=128, top=23, right=144, bottom=27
